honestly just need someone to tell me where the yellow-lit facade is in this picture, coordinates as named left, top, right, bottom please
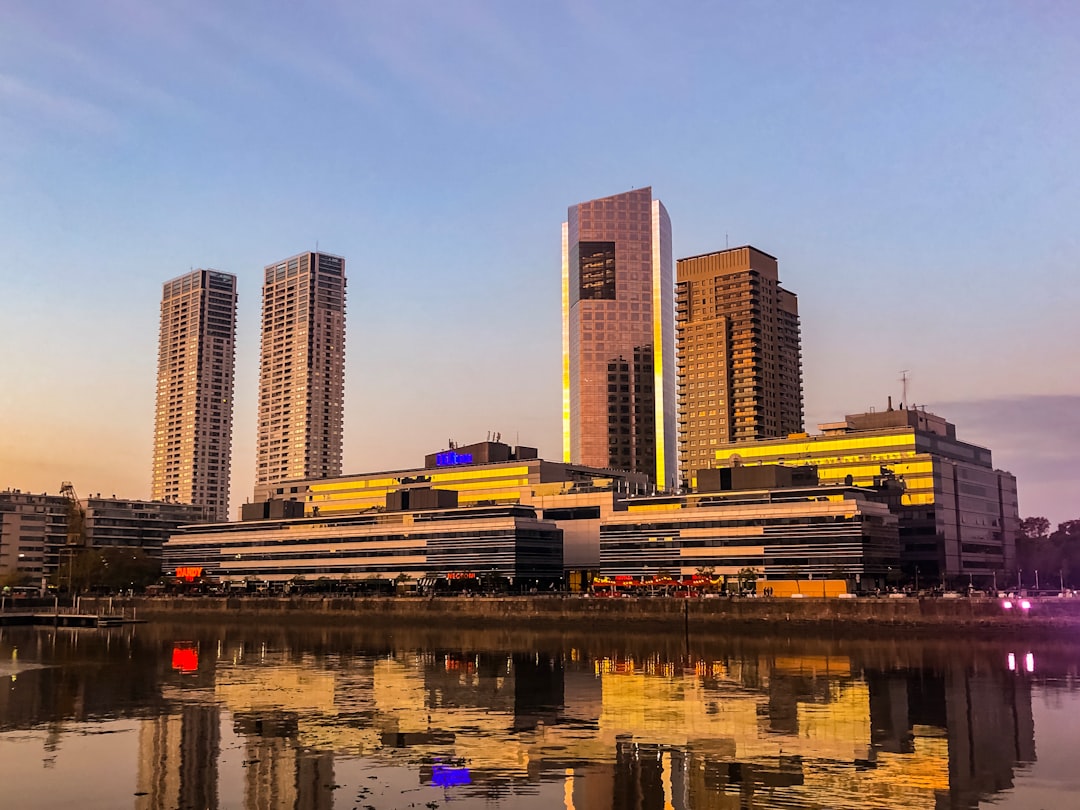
left=259, top=457, right=650, bottom=571
left=712, top=409, right=1020, bottom=583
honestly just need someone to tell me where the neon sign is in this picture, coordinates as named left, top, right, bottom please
left=171, top=643, right=199, bottom=674
left=431, top=765, right=471, bottom=787
left=436, top=451, right=473, bottom=466
left=176, top=566, right=203, bottom=582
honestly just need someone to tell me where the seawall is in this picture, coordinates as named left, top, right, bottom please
left=79, top=595, right=1080, bottom=638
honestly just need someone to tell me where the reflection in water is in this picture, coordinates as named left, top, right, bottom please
left=0, top=624, right=1072, bottom=809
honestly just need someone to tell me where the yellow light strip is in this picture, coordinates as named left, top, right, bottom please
left=651, top=199, right=666, bottom=489
left=562, top=220, right=572, bottom=463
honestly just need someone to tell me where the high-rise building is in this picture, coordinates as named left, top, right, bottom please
left=562, top=187, right=676, bottom=490
left=152, top=269, right=237, bottom=520
left=255, top=251, right=346, bottom=495
left=676, top=246, right=803, bottom=486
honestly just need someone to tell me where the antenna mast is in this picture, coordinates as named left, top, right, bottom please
left=899, top=370, right=910, bottom=408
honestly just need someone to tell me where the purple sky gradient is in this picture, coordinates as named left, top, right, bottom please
left=1, top=1, right=1077, bottom=522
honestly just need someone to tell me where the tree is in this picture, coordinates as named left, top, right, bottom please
left=0, top=571, right=34, bottom=589
left=52, top=548, right=161, bottom=592
left=736, top=567, right=759, bottom=594
left=1017, top=516, right=1080, bottom=590
left=1020, top=516, right=1051, bottom=540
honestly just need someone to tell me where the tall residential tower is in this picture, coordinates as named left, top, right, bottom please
left=152, top=269, right=238, bottom=520
left=676, top=246, right=803, bottom=487
left=255, top=251, right=346, bottom=496
left=562, top=187, right=676, bottom=490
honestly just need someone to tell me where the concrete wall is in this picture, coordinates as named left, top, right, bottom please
left=81, top=595, right=1080, bottom=636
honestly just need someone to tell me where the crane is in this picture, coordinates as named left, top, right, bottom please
left=59, top=482, right=87, bottom=593
left=59, top=481, right=86, bottom=547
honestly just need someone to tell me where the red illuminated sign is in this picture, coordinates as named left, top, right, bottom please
left=171, top=643, right=199, bottom=674
left=176, top=566, right=203, bottom=582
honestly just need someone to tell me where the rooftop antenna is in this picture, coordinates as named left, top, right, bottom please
left=726, top=233, right=729, bottom=249
left=899, top=370, right=910, bottom=408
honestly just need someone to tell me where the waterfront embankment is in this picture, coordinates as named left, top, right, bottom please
left=77, top=595, right=1080, bottom=638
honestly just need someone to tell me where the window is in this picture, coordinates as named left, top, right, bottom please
left=579, top=242, right=616, bottom=300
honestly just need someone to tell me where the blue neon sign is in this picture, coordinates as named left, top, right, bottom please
left=436, top=451, right=474, bottom=466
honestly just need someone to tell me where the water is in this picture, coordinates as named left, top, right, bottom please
left=0, top=621, right=1078, bottom=810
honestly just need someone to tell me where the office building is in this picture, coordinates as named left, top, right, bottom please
left=151, top=269, right=237, bottom=521
left=712, top=404, right=1020, bottom=584
left=257, top=438, right=650, bottom=575
left=255, top=251, right=346, bottom=498
left=164, top=503, right=564, bottom=588
left=676, top=246, right=803, bottom=488
left=562, top=187, right=676, bottom=491
left=598, top=484, right=899, bottom=587
left=163, top=439, right=902, bottom=590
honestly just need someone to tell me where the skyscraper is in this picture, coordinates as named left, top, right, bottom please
left=255, top=251, right=346, bottom=494
left=562, top=187, right=676, bottom=490
left=152, top=269, right=237, bottom=521
left=675, top=246, right=803, bottom=486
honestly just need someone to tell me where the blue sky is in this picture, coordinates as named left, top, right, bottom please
left=1, top=1, right=1077, bottom=523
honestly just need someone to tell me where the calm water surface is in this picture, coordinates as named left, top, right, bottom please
left=0, top=621, right=1078, bottom=809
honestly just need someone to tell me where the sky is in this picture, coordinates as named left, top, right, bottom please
left=0, top=1, right=1077, bottom=524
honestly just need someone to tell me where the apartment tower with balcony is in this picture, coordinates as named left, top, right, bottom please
left=151, top=269, right=238, bottom=520
left=255, top=251, right=346, bottom=498
left=676, top=246, right=803, bottom=488
left=562, top=187, right=676, bottom=491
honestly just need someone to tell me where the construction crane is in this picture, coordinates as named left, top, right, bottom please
left=59, top=481, right=86, bottom=547
left=59, top=482, right=86, bottom=593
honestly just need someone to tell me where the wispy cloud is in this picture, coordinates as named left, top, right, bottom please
left=0, top=73, right=119, bottom=135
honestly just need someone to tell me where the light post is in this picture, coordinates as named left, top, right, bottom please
left=1035, top=570, right=1040, bottom=591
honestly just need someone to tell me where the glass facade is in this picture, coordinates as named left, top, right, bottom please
left=562, top=188, right=676, bottom=490
left=599, top=489, right=899, bottom=584
left=711, top=412, right=1019, bottom=583
left=164, top=505, right=563, bottom=584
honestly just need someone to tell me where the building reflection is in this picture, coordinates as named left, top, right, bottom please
left=136, top=706, right=220, bottom=810
left=0, top=627, right=1042, bottom=809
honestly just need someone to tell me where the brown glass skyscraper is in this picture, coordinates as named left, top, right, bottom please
left=562, top=188, right=676, bottom=490
left=152, top=269, right=237, bottom=521
left=255, top=252, right=346, bottom=494
left=676, top=246, right=803, bottom=486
